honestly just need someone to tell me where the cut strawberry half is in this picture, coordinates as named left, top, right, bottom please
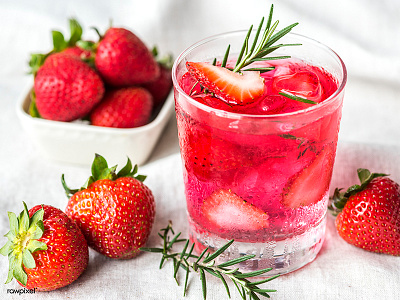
left=201, top=189, right=269, bottom=232
left=186, top=61, right=265, bottom=105
left=282, top=144, right=335, bottom=209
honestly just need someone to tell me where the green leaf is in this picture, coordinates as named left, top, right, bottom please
left=139, top=247, right=164, bottom=253
left=135, top=174, right=147, bottom=182
left=30, top=207, right=44, bottom=227
left=248, top=274, right=280, bottom=286
left=19, top=202, right=30, bottom=233
left=92, top=154, right=109, bottom=180
left=76, top=40, right=95, bottom=51
left=357, top=168, right=371, bottom=184
left=217, top=254, right=256, bottom=268
left=117, top=157, right=133, bottom=177
left=22, top=249, right=36, bottom=269
left=0, top=241, right=12, bottom=256
left=199, top=268, right=207, bottom=300
left=99, top=165, right=117, bottom=180
left=279, top=92, right=317, bottom=104
left=9, top=254, right=28, bottom=286
left=61, top=174, right=80, bottom=198
left=5, top=262, right=13, bottom=284
left=26, top=240, right=47, bottom=253
left=7, top=212, right=18, bottom=236
left=28, top=53, right=47, bottom=75
left=68, top=18, right=83, bottom=46
left=221, top=44, right=230, bottom=68
left=203, top=239, right=234, bottom=263
left=52, top=30, right=67, bottom=52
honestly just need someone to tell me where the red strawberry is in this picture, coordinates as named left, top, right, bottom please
left=329, top=169, right=400, bottom=256
left=186, top=61, right=265, bottom=105
left=282, top=144, right=335, bottom=208
left=201, top=189, right=269, bottom=233
left=95, top=27, right=160, bottom=86
left=63, top=154, right=156, bottom=259
left=33, top=52, right=105, bottom=121
left=90, top=87, right=153, bottom=128
left=0, top=202, right=88, bottom=291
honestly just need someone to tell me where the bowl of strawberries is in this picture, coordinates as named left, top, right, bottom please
left=17, top=19, right=174, bottom=166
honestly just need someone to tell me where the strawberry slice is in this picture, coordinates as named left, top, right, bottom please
left=202, top=189, right=269, bottom=232
left=186, top=61, right=265, bottom=105
left=282, top=144, right=335, bottom=209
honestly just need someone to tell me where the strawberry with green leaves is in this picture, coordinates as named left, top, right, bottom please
left=329, top=169, right=400, bottom=256
left=0, top=202, right=88, bottom=291
left=63, top=154, right=155, bottom=259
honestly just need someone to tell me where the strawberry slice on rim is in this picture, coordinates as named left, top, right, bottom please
left=282, top=144, right=335, bottom=209
left=186, top=61, right=265, bottom=105
left=201, top=189, right=269, bottom=232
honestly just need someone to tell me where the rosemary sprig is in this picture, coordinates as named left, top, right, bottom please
left=220, top=4, right=300, bottom=73
left=140, top=222, right=279, bottom=300
left=278, top=92, right=317, bottom=104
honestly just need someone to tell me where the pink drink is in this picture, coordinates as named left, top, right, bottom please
left=173, top=32, right=346, bottom=275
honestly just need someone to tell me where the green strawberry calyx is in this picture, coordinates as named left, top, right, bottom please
left=151, top=46, right=174, bottom=69
left=328, top=168, right=388, bottom=216
left=29, top=18, right=85, bottom=76
left=0, top=202, right=47, bottom=286
left=62, top=153, right=147, bottom=198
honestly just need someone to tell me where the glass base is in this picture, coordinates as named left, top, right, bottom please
left=188, top=215, right=326, bottom=276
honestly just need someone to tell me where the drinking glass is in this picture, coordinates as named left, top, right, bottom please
left=172, top=31, right=346, bottom=275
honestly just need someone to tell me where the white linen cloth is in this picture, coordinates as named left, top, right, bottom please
left=1, top=0, right=400, bottom=299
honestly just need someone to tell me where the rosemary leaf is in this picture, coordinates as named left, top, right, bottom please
left=203, top=239, right=234, bottom=263
left=233, top=268, right=273, bottom=278
left=279, top=92, right=317, bottom=104
left=200, top=268, right=207, bottom=300
left=249, top=274, right=280, bottom=285
left=235, top=25, right=254, bottom=69
left=217, top=254, right=256, bottom=268
left=221, top=45, right=230, bottom=68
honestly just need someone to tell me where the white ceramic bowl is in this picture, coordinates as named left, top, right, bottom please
left=16, top=81, right=175, bottom=167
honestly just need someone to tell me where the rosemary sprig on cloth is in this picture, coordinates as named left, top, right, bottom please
left=140, top=222, right=279, bottom=300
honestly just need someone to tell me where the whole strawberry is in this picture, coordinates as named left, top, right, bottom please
left=95, top=27, right=160, bottom=86
left=63, top=154, right=156, bottom=259
left=90, top=87, right=153, bottom=128
left=0, top=202, right=89, bottom=291
left=34, top=52, right=105, bottom=121
left=329, top=168, right=400, bottom=256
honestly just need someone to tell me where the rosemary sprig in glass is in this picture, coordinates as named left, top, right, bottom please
left=215, top=4, right=317, bottom=106
left=140, top=222, right=279, bottom=300
left=219, top=4, right=299, bottom=73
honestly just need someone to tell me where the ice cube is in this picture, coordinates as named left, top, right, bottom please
left=273, top=70, right=323, bottom=102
